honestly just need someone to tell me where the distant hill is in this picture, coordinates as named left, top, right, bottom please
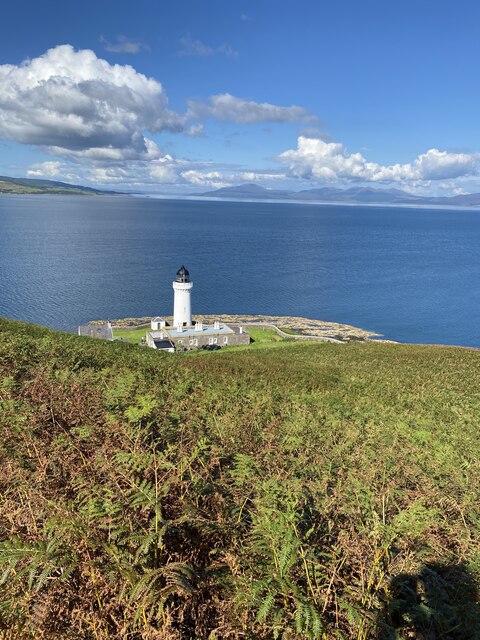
left=0, top=175, right=118, bottom=195
left=191, top=183, right=480, bottom=206
left=194, top=183, right=294, bottom=200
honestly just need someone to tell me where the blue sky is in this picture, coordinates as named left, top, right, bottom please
left=1, top=0, right=480, bottom=195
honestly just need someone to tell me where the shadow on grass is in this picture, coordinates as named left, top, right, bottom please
left=376, top=562, right=480, bottom=640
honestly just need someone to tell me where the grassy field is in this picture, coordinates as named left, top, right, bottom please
left=0, top=316, right=479, bottom=639
left=113, top=326, right=149, bottom=344
left=246, top=326, right=291, bottom=346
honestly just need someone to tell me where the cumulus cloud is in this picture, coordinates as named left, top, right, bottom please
left=11, top=45, right=479, bottom=195
left=27, top=161, right=62, bottom=177
left=278, top=136, right=480, bottom=184
left=87, top=166, right=131, bottom=184
left=61, top=153, right=232, bottom=189
left=406, top=148, right=478, bottom=180
left=0, top=45, right=319, bottom=188
left=180, top=170, right=226, bottom=188
left=178, top=34, right=239, bottom=58
left=83, top=159, right=281, bottom=191
left=47, top=137, right=166, bottom=162
left=100, top=35, right=149, bottom=54
left=0, top=45, right=185, bottom=160
left=187, top=93, right=316, bottom=125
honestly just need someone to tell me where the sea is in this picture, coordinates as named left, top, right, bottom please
left=1, top=194, right=479, bottom=347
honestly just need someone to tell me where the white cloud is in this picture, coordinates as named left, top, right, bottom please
left=240, top=171, right=286, bottom=182
left=178, top=34, right=239, bottom=59
left=184, top=123, right=205, bottom=137
left=149, top=155, right=182, bottom=183
left=82, top=156, right=230, bottom=189
left=187, top=93, right=315, bottom=124
left=27, top=161, right=62, bottom=177
left=9, top=45, right=480, bottom=196
left=100, top=35, right=149, bottom=54
left=0, top=45, right=185, bottom=160
left=47, top=137, right=166, bottom=162
left=406, top=148, right=478, bottom=180
left=180, top=170, right=226, bottom=188
left=88, top=166, right=130, bottom=184
left=278, top=136, right=480, bottom=184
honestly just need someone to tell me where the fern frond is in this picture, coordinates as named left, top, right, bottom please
left=256, top=592, right=275, bottom=622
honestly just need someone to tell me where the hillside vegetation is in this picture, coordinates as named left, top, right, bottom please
left=0, top=317, right=479, bottom=639
left=0, top=176, right=113, bottom=195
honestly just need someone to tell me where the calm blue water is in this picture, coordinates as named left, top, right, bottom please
left=1, top=194, right=480, bottom=346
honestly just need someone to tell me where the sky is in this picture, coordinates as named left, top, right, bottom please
left=1, top=0, right=480, bottom=195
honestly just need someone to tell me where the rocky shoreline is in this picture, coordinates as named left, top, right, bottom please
left=95, top=314, right=382, bottom=343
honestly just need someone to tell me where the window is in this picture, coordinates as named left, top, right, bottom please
left=223, top=337, right=228, bottom=345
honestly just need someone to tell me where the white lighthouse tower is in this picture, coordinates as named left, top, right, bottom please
left=173, top=265, right=193, bottom=327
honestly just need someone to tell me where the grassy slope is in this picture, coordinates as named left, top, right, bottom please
left=0, top=317, right=479, bottom=639
left=0, top=177, right=110, bottom=195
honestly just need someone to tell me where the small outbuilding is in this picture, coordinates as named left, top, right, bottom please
left=78, top=322, right=113, bottom=341
left=151, top=317, right=166, bottom=330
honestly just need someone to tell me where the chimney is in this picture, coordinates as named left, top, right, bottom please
left=239, top=326, right=243, bottom=334
left=195, top=322, right=203, bottom=331
left=214, top=320, right=220, bottom=330
left=177, top=324, right=183, bottom=333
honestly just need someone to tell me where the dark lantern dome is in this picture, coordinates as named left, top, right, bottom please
left=175, top=265, right=190, bottom=283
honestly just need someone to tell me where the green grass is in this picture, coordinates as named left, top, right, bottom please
left=0, top=316, right=479, bottom=639
left=247, top=327, right=285, bottom=343
left=113, top=326, right=149, bottom=344
left=279, top=327, right=298, bottom=335
left=222, top=327, right=301, bottom=352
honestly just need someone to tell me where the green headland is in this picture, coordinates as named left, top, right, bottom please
left=0, top=316, right=479, bottom=638
left=0, top=176, right=116, bottom=195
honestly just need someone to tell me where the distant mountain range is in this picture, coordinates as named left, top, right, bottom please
left=3, top=175, right=480, bottom=206
left=191, top=183, right=480, bottom=207
left=0, top=176, right=116, bottom=195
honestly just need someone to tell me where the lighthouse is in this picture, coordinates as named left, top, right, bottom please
left=173, top=265, right=193, bottom=327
